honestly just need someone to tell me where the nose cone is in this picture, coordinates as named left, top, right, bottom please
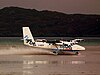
left=81, top=46, right=85, bottom=50
left=72, top=45, right=85, bottom=51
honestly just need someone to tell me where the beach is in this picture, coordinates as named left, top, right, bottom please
left=0, top=45, right=100, bottom=75
left=0, top=37, right=100, bottom=75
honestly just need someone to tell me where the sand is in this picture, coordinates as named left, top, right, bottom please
left=0, top=45, right=100, bottom=55
left=0, top=45, right=100, bottom=75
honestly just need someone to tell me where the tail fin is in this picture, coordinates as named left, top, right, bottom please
left=22, top=27, right=35, bottom=46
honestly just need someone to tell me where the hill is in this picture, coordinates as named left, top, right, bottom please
left=0, top=7, right=100, bottom=37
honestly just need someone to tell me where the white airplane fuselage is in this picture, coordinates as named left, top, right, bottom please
left=22, top=27, right=85, bottom=55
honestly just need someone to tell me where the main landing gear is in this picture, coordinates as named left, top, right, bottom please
left=75, top=52, right=79, bottom=55
left=53, top=51, right=59, bottom=55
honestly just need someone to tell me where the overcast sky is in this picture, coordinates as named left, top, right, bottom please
left=0, top=0, right=100, bottom=14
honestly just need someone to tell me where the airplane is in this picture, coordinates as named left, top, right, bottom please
left=22, top=27, right=85, bottom=55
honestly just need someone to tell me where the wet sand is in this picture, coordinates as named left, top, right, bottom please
left=0, top=45, right=54, bottom=55
left=0, top=45, right=100, bottom=75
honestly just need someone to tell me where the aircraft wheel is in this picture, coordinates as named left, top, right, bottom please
left=75, top=52, right=79, bottom=55
left=53, top=51, right=58, bottom=55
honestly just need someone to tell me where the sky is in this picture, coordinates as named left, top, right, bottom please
left=0, top=0, right=100, bottom=14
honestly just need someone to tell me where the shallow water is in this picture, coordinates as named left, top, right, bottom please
left=0, top=49, right=100, bottom=75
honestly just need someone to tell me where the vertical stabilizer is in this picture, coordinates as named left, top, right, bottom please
left=22, top=27, right=35, bottom=46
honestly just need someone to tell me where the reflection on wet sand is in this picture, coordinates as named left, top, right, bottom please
left=23, top=60, right=85, bottom=65
left=0, top=56, right=86, bottom=75
left=0, top=72, right=22, bottom=75
left=0, top=60, right=85, bottom=65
